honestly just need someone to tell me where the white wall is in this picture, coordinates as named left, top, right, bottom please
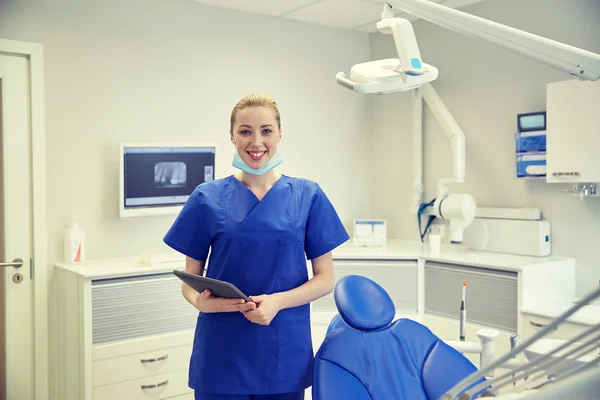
left=0, top=2, right=371, bottom=398
left=0, top=0, right=371, bottom=266
left=369, top=0, right=600, bottom=296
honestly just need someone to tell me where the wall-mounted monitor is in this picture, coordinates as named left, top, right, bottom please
left=119, top=142, right=216, bottom=218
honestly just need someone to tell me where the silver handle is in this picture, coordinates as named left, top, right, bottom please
left=0, top=258, right=23, bottom=268
left=140, top=354, right=168, bottom=363
left=552, top=172, right=580, bottom=177
left=530, top=320, right=558, bottom=330
left=141, top=379, right=169, bottom=390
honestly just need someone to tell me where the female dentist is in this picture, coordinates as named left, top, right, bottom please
left=163, top=94, right=350, bottom=400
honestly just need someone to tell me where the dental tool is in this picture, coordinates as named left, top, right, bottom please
left=460, top=280, right=467, bottom=342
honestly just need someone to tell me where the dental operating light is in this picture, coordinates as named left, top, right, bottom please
left=336, top=1, right=600, bottom=95
left=335, top=4, right=438, bottom=94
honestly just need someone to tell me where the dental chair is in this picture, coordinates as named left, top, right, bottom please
left=312, top=275, right=490, bottom=400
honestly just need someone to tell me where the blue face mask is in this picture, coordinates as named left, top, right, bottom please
left=232, top=151, right=283, bottom=176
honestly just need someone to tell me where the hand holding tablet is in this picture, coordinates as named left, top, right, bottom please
left=173, top=270, right=256, bottom=313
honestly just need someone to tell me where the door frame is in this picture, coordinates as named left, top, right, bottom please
left=0, top=38, right=48, bottom=399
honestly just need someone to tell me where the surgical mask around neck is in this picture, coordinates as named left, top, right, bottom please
left=232, top=151, right=283, bottom=176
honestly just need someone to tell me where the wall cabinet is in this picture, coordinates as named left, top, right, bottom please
left=546, top=79, right=600, bottom=183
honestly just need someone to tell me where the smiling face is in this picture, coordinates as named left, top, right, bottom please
left=230, top=96, right=282, bottom=170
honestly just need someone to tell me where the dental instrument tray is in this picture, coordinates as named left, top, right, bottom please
left=172, top=270, right=251, bottom=302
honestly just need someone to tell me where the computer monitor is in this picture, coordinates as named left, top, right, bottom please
left=119, top=142, right=216, bottom=217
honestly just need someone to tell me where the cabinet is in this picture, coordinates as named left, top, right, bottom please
left=521, top=300, right=600, bottom=342
left=419, top=256, right=576, bottom=366
left=546, top=79, right=600, bottom=183
left=311, top=247, right=577, bottom=370
left=521, top=306, right=600, bottom=365
left=312, top=259, right=418, bottom=314
left=54, top=242, right=578, bottom=399
left=54, top=260, right=198, bottom=400
left=522, top=312, right=592, bottom=342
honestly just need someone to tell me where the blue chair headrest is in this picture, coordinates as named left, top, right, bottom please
left=334, top=275, right=395, bottom=331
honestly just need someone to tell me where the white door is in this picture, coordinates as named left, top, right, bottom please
left=0, top=52, right=35, bottom=400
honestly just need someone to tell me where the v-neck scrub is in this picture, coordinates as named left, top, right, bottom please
left=163, top=175, right=350, bottom=395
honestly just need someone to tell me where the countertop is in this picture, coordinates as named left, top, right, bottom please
left=55, top=253, right=186, bottom=279
left=334, top=240, right=573, bottom=271
left=55, top=239, right=574, bottom=279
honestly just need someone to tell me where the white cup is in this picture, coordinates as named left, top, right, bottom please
left=429, top=234, right=441, bottom=256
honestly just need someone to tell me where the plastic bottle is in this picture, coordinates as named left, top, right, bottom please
left=64, top=215, right=85, bottom=263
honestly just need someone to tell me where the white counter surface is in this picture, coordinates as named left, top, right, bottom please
left=334, top=240, right=573, bottom=271
left=55, top=253, right=186, bottom=279
left=55, top=240, right=574, bottom=279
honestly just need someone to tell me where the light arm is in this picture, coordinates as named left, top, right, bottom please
left=419, top=82, right=465, bottom=197
left=386, top=0, right=600, bottom=81
left=416, top=82, right=476, bottom=243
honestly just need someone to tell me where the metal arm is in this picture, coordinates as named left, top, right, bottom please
left=385, top=0, right=600, bottom=81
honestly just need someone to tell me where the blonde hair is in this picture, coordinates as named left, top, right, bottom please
left=229, top=94, right=281, bottom=133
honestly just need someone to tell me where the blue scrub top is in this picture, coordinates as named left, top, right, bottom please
left=163, top=174, right=349, bottom=395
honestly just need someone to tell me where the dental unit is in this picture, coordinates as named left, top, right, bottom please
left=336, top=0, right=600, bottom=244
left=330, top=1, right=600, bottom=398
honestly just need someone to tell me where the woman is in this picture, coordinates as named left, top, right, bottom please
left=163, top=94, right=350, bottom=400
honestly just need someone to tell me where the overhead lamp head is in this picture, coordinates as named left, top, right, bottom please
left=336, top=9, right=438, bottom=94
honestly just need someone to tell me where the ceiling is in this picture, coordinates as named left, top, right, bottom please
left=189, top=0, right=488, bottom=33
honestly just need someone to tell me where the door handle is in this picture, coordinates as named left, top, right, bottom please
left=0, top=258, right=23, bottom=268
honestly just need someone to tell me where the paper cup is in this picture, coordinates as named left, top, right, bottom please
left=429, top=234, right=441, bottom=256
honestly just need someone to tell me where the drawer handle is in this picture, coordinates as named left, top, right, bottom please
left=141, top=380, right=169, bottom=390
left=552, top=172, right=580, bottom=177
left=529, top=320, right=558, bottom=330
left=140, top=354, right=169, bottom=364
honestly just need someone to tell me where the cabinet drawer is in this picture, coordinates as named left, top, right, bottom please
left=522, top=313, right=592, bottom=342
left=91, top=273, right=198, bottom=344
left=93, top=344, right=192, bottom=387
left=93, top=369, right=191, bottom=400
left=165, top=394, right=194, bottom=400
left=93, top=330, right=195, bottom=361
left=312, top=260, right=418, bottom=313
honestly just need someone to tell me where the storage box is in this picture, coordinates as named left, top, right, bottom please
left=516, top=152, right=546, bottom=178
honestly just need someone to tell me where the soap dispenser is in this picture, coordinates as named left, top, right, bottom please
left=64, top=215, right=85, bottom=263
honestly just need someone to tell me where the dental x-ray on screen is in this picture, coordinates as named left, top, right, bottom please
left=119, top=143, right=215, bottom=217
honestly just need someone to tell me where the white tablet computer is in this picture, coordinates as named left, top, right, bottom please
left=172, top=270, right=251, bottom=302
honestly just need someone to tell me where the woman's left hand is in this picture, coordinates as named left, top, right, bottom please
left=243, top=294, right=281, bottom=326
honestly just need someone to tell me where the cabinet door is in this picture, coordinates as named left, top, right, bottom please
left=312, top=259, right=418, bottom=314
left=91, top=273, right=198, bottom=345
left=522, top=312, right=593, bottom=342
left=424, top=262, right=518, bottom=333
left=546, top=80, right=600, bottom=183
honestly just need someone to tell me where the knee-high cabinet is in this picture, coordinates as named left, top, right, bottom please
left=54, top=241, right=580, bottom=399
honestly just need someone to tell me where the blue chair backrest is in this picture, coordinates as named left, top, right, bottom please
left=312, top=275, right=489, bottom=400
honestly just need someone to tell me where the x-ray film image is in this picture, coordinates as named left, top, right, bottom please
left=204, top=166, right=214, bottom=182
left=155, top=162, right=187, bottom=188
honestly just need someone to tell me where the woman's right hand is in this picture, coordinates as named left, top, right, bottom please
left=194, top=289, right=256, bottom=313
